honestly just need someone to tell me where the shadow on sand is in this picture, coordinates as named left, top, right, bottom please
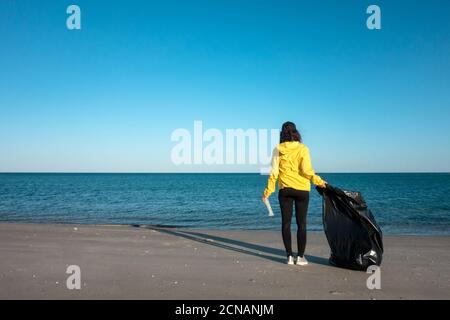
left=132, top=225, right=330, bottom=267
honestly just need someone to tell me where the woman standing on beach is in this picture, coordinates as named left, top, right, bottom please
left=262, top=121, right=326, bottom=266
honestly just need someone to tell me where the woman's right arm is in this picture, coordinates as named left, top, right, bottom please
left=299, top=146, right=326, bottom=187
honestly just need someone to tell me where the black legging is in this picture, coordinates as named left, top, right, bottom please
left=278, top=188, right=310, bottom=257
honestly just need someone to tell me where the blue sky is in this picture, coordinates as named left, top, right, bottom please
left=1, top=0, right=449, bottom=172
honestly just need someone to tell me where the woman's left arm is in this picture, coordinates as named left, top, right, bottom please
left=263, top=147, right=280, bottom=199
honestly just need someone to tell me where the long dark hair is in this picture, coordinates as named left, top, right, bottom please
left=280, top=121, right=302, bottom=143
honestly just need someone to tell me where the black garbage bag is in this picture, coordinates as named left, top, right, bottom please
left=316, top=184, right=383, bottom=270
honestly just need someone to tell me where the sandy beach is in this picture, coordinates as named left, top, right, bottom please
left=0, top=223, right=449, bottom=300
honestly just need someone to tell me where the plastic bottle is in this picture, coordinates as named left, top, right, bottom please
left=263, top=198, right=274, bottom=217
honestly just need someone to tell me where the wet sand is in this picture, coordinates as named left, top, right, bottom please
left=0, top=223, right=449, bottom=299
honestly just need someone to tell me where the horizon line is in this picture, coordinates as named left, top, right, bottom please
left=0, top=171, right=449, bottom=174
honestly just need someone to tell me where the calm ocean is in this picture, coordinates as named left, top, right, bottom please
left=0, top=173, right=449, bottom=235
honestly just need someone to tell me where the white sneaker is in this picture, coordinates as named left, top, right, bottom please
left=287, top=255, right=295, bottom=265
left=296, top=256, right=308, bottom=266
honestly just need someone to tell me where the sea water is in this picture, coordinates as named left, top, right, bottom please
left=0, top=173, right=449, bottom=235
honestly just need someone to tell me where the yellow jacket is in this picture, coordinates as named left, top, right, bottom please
left=263, top=141, right=324, bottom=197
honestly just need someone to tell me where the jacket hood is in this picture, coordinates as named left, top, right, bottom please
left=278, top=141, right=302, bottom=155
